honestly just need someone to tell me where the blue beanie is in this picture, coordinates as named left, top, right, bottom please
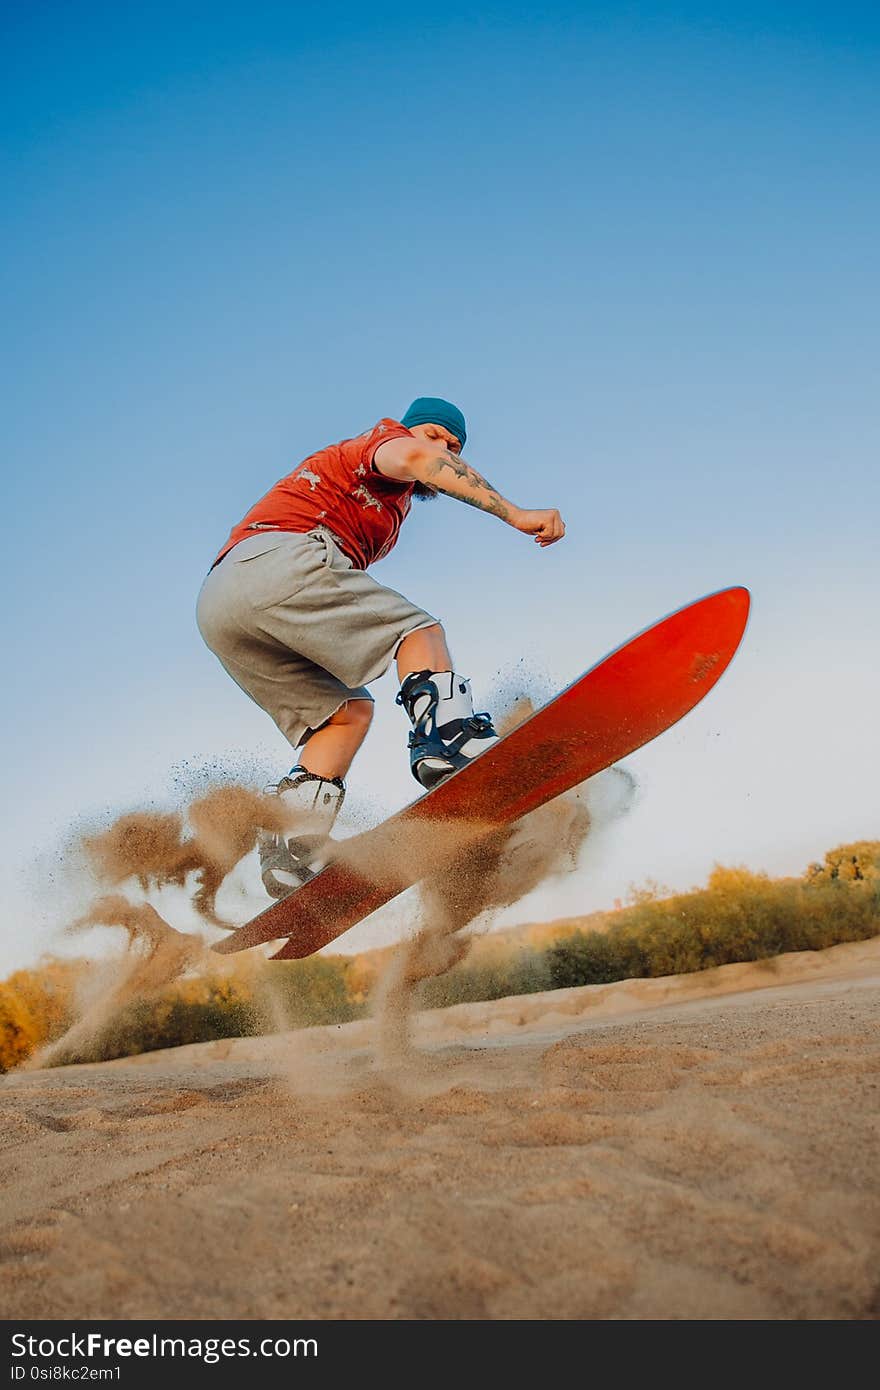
left=401, top=397, right=467, bottom=448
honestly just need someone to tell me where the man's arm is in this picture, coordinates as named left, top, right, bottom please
left=373, top=437, right=565, bottom=547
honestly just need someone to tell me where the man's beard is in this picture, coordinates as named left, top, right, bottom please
left=412, top=482, right=439, bottom=501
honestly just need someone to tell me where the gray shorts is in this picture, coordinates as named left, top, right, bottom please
left=196, top=528, right=438, bottom=747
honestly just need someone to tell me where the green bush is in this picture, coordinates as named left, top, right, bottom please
left=548, top=931, right=649, bottom=989
left=547, top=860, right=880, bottom=992
left=48, top=958, right=364, bottom=1066
left=418, top=946, right=553, bottom=1008
left=257, top=956, right=364, bottom=1028
left=48, top=981, right=262, bottom=1066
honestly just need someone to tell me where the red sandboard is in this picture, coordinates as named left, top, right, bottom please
left=213, top=586, right=750, bottom=960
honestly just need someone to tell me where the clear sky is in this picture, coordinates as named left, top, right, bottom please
left=2, top=2, right=878, bottom=973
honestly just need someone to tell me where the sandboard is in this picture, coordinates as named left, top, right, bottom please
left=213, top=585, right=750, bottom=959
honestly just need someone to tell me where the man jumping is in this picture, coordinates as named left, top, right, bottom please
left=197, top=397, right=565, bottom=898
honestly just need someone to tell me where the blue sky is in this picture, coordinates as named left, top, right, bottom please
left=2, top=2, right=878, bottom=972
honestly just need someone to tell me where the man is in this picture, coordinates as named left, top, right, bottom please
left=197, top=397, right=565, bottom=897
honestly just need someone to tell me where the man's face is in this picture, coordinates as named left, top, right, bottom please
left=406, top=422, right=462, bottom=500
left=407, top=422, right=462, bottom=452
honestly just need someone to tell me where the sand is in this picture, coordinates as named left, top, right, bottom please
left=1, top=937, right=878, bottom=1321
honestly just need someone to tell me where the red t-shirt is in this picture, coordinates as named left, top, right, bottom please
left=213, top=419, right=416, bottom=570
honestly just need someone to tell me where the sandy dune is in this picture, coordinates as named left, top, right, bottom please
left=2, top=938, right=879, bottom=1320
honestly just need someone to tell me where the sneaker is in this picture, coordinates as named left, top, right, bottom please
left=258, top=767, right=345, bottom=899
left=396, top=669, right=499, bottom=789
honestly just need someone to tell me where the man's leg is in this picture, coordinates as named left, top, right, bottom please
left=396, top=623, right=452, bottom=680
left=257, top=698, right=374, bottom=899
left=298, top=698, right=374, bottom=779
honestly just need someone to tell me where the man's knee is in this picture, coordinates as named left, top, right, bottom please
left=334, top=698, right=374, bottom=731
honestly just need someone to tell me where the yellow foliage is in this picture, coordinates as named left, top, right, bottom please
left=706, top=864, right=771, bottom=892
left=0, top=959, right=81, bottom=1072
left=806, top=841, right=880, bottom=886
left=342, top=950, right=382, bottom=1005
left=626, top=878, right=674, bottom=905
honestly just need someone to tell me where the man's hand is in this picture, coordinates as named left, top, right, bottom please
left=511, top=508, right=566, bottom=547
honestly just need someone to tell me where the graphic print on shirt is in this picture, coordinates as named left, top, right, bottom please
left=352, top=484, right=383, bottom=511
left=296, top=468, right=322, bottom=491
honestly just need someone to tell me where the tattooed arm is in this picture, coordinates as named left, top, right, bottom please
left=373, top=437, right=566, bottom=546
